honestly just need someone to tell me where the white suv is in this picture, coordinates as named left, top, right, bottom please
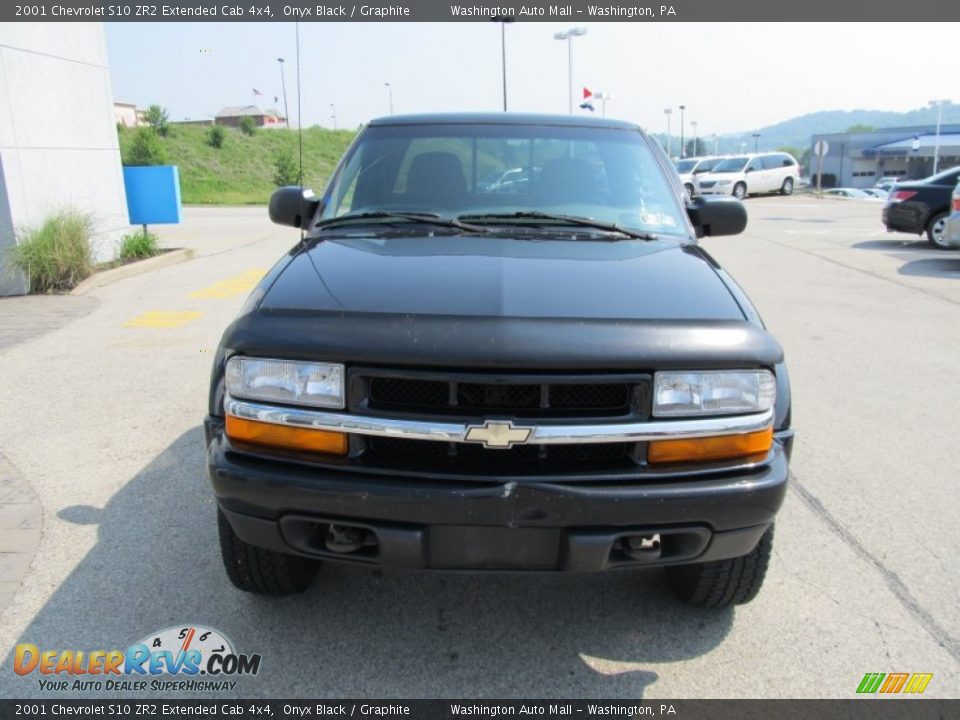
left=697, top=152, right=800, bottom=199
left=673, top=156, right=724, bottom=197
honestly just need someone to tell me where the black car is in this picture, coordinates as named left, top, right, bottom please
left=882, top=166, right=960, bottom=248
left=206, top=113, right=794, bottom=608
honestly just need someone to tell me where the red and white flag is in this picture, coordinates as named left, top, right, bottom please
left=583, top=87, right=593, bottom=99
left=252, top=88, right=263, bottom=96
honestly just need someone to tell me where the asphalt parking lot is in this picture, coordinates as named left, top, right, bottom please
left=0, top=196, right=957, bottom=699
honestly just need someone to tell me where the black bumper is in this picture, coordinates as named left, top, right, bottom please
left=206, top=419, right=789, bottom=573
left=883, top=203, right=927, bottom=235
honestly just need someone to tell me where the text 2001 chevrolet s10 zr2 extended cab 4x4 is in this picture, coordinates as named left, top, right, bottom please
left=205, top=114, right=794, bottom=608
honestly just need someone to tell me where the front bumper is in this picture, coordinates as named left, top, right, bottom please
left=698, top=184, right=734, bottom=196
left=206, top=417, right=790, bottom=572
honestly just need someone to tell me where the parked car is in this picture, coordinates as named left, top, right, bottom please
left=673, top=156, right=723, bottom=197
left=697, top=152, right=800, bottom=199
left=206, top=113, right=793, bottom=608
left=945, top=179, right=960, bottom=248
left=882, top=166, right=960, bottom=248
left=874, top=176, right=902, bottom=193
left=861, top=188, right=888, bottom=199
left=824, top=188, right=878, bottom=200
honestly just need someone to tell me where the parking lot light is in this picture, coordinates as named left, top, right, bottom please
left=553, top=27, right=587, bottom=113
left=929, top=99, right=951, bottom=174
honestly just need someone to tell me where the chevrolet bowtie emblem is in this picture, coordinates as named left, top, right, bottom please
left=464, top=421, right=535, bottom=449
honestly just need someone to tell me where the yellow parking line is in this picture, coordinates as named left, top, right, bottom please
left=125, top=311, right=203, bottom=329
left=189, top=269, right=266, bottom=300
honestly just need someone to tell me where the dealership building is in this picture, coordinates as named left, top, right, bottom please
left=809, top=124, right=960, bottom=188
left=0, top=23, right=129, bottom=295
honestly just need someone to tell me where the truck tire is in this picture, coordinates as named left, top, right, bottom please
left=218, top=508, right=318, bottom=595
left=666, top=525, right=774, bottom=608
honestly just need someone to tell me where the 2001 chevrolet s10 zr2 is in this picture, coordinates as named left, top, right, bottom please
left=205, top=113, right=793, bottom=608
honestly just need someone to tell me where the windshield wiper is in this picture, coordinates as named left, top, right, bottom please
left=457, top=212, right=657, bottom=241
left=315, top=211, right=488, bottom=233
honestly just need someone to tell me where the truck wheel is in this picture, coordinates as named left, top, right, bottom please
left=218, top=508, right=318, bottom=595
left=666, top=525, right=774, bottom=608
left=926, top=212, right=951, bottom=249
left=733, top=182, right=747, bottom=200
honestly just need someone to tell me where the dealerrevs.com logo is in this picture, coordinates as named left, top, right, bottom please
left=13, top=625, right=262, bottom=692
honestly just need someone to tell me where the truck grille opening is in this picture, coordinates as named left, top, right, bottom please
left=366, top=376, right=635, bottom=418
left=364, top=436, right=632, bottom=471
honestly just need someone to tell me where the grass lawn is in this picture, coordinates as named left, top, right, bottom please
left=118, top=125, right=356, bottom=205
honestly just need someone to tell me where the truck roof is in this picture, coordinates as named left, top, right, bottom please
left=367, top=112, right=640, bottom=131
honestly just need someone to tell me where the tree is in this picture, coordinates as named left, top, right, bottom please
left=684, top=138, right=707, bottom=157
left=124, top=128, right=168, bottom=166
left=145, top=104, right=170, bottom=137
left=272, top=147, right=301, bottom=186
left=239, top=115, right=257, bottom=136
left=846, top=124, right=875, bottom=134
left=206, top=124, right=226, bottom=149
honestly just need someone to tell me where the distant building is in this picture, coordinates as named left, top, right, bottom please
left=113, top=101, right=144, bottom=128
left=214, top=106, right=286, bottom=128
left=810, top=124, right=960, bottom=188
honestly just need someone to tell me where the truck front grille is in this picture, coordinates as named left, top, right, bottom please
left=365, top=375, right=637, bottom=418
left=364, top=436, right=635, bottom=473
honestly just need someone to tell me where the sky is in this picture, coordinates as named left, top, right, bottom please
left=105, top=22, right=954, bottom=136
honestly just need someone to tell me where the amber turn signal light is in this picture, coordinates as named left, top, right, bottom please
left=225, top=415, right=348, bottom=456
left=648, top=428, right=773, bottom=465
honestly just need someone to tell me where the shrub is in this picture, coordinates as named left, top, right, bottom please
left=119, top=230, right=159, bottom=260
left=272, top=147, right=301, bottom=186
left=124, top=127, right=168, bottom=166
left=238, top=116, right=257, bottom=136
left=145, top=104, right=170, bottom=137
left=206, top=124, right=226, bottom=149
left=6, top=210, right=94, bottom=292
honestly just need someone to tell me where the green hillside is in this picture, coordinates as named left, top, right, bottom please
left=117, top=125, right=356, bottom=205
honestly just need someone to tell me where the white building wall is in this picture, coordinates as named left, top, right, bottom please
left=0, top=22, right=129, bottom=295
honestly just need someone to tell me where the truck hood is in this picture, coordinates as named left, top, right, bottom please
left=217, top=234, right=784, bottom=372
left=260, top=234, right=745, bottom=321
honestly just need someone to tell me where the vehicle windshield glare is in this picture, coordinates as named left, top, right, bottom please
left=711, top=157, right=749, bottom=173
left=320, top=123, right=688, bottom=237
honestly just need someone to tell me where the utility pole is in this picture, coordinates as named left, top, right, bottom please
left=929, top=99, right=950, bottom=174
left=492, top=16, right=514, bottom=111
left=384, top=82, right=393, bottom=114
left=664, top=108, right=672, bottom=157
left=553, top=28, right=587, bottom=114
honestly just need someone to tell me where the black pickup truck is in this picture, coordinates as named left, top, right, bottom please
left=206, top=113, right=793, bottom=608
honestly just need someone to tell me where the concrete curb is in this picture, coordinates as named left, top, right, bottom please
left=71, top=248, right=196, bottom=296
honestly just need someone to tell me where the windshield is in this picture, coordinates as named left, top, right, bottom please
left=674, top=160, right=697, bottom=173
left=711, top=157, right=749, bottom=173
left=320, top=123, right=688, bottom=238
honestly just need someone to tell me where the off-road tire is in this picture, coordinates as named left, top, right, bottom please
left=780, top=177, right=794, bottom=196
left=666, top=525, right=774, bottom=608
left=733, top=182, right=747, bottom=200
left=218, top=508, right=319, bottom=595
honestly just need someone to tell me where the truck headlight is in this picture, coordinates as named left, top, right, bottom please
left=226, top=357, right=345, bottom=409
left=653, top=370, right=776, bottom=417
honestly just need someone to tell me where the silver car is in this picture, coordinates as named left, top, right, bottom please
left=946, top=179, right=960, bottom=248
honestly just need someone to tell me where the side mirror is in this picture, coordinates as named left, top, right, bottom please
left=269, top=186, right=321, bottom=229
left=686, top=196, right=748, bottom=237
left=745, top=166, right=755, bottom=174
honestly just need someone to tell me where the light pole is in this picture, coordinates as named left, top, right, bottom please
left=553, top=27, right=587, bottom=114
left=663, top=108, right=672, bottom=157
left=593, top=91, right=611, bottom=117
left=679, top=105, right=686, bottom=158
left=752, top=132, right=761, bottom=153
left=930, top=99, right=950, bottom=174
left=384, top=82, right=393, bottom=114
left=691, top=120, right=698, bottom=157
left=330, top=103, right=337, bottom=130
left=492, top=16, right=514, bottom=111
left=277, top=58, right=289, bottom=128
